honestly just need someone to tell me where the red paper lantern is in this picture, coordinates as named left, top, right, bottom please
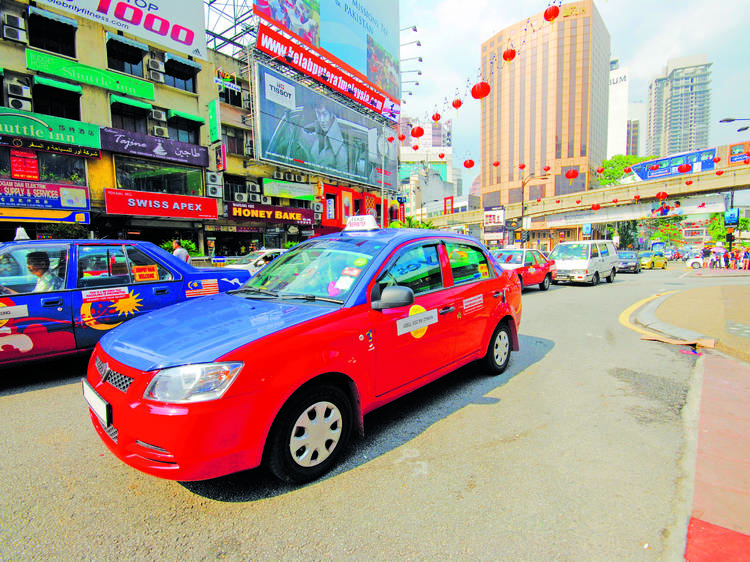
left=463, top=159, right=475, bottom=168
left=432, top=112, right=441, bottom=123
left=678, top=163, right=691, bottom=173
left=438, top=152, right=445, bottom=159
left=543, top=165, right=551, bottom=172
left=412, top=145, right=419, bottom=150
left=713, top=156, right=721, bottom=163
left=519, top=163, right=526, bottom=170
left=410, top=126, right=424, bottom=138
left=452, top=99, right=463, bottom=110
left=556, top=199, right=560, bottom=204
left=591, top=204, right=601, bottom=211
left=716, top=170, right=724, bottom=176
left=544, top=5, right=560, bottom=22
left=387, top=136, right=395, bottom=143
left=470, top=81, right=491, bottom=100
left=492, top=161, right=500, bottom=167
left=624, top=167, right=632, bottom=173
left=502, top=49, right=516, bottom=62
left=744, top=158, right=750, bottom=165
left=536, top=198, right=541, bottom=203
left=596, top=167, right=604, bottom=174
left=698, top=202, right=706, bottom=208
left=576, top=199, right=581, bottom=204
left=649, top=164, right=659, bottom=171
left=612, top=198, right=618, bottom=203
left=565, top=169, right=579, bottom=185
left=397, top=133, right=406, bottom=141
left=634, top=194, right=641, bottom=201
left=685, top=180, right=693, bottom=186
left=656, top=191, right=668, bottom=200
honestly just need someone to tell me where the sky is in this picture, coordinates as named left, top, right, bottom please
left=398, top=0, right=750, bottom=187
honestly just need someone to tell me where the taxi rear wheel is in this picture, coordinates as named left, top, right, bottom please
left=539, top=274, right=551, bottom=291
left=591, top=272, right=600, bottom=286
left=485, top=322, right=511, bottom=375
left=267, top=385, right=352, bottom=483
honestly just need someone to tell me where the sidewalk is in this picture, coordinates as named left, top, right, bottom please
left=634, top=282, right=750, bottom=560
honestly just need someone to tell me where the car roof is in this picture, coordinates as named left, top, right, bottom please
left=313, top=227, right=482, bottom=249
left=0, top=239, right=150, bottom=248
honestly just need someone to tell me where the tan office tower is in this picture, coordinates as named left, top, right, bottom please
left=481, top=0, right=610, bottom=219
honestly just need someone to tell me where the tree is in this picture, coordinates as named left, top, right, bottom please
left=45, top=223, right=89, bottom=239
left=706, top=212, right=750, bottom=243
left=596, top=154, right=652, bottom=187
left=388, top=216, right=434, bottom=229
left=160, top=239, right=199, bottom=256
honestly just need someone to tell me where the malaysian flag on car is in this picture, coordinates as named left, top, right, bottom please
left=185, top=279, right=219, bottom=298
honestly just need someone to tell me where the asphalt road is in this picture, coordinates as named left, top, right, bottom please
left=0, top=265, right=734, bottom=559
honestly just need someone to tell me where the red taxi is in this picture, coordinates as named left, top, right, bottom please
left=83, top=216, right=522, bottom=483
left=491, top=248, right=556, bottom=291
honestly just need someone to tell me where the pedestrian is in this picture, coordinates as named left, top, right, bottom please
left=172, top=240, right=190, bottom=263
left=743, top=247, right=750, bottom=270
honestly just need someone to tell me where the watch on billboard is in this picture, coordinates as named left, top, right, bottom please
left=256, top=63, right=398, bottom=189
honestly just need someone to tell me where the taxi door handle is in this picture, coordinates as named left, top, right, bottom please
left=153, top=287, right=169, bottom=296
left=41, top=297, right=63, bottom=307
left=439, top=306, right=455, bottom=315
left=492, top=290, right=506, bottom=302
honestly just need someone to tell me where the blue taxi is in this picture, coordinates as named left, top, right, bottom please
left=84, top=216, right=523, bottom=483
left=0, top=240, right=249, bottom=366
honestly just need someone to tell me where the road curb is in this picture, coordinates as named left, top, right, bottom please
left=634, top=292, right=711, bottom=342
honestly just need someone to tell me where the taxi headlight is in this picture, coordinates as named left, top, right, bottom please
left=144, top=362, right=243, bottom=403
left=572, top=269, right=587, bottom=275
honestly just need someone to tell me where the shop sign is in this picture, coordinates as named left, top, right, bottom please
left=208, top=100, right=221, bottom=144
left=228, top=202, right=314, bottom=225
left=0, top=107, right=101, bottom=149
left=287, top=225, right=299, bottom=235
left=10, top=149, right=39, bottom=181
left=101, top=127, right=208, bottom=166
left=0, top=178, right=90, bottom=211
left=105, top=188, right=218, bottom=219
left=0, top=135, right=101, bottom=158
left=301, top=229, right=314, bottom=236
left=26, top=50, right=155, bottom=100
left=205, top=224, right=263, bottom=233
left=0, top=208, right=89, bottom=224
left=262, top=178, right=313, bottom=200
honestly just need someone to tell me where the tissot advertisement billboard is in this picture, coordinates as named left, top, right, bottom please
left=36, top=0, right=207, bottom=59
left=256, top=63, right=398, bottom=190
left=253, top=0, right=399, bottom=101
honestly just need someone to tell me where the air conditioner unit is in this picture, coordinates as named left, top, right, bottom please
left=272, top=170, right=285, bottom=180
left=248, top=193, right=262, bottom=203
left=261, top=196, right=272, bottom=205
left=314, top=212, right=322, bottom=220
left=206, top=184, right=222, bottom=198
left=148, top=59, right=165, bottom=72
left=234, top=193, right=249, bottom=203
left=3, top=13, right=25, bottom=29
left=149, top=70, right=165, bottom=83
left=150, top=109, right=167, bottom=122
left=3, top=26, right=26, bottom=42
left=312, top=202, right=323, bottom=212
left=247, top=181, right=261, bottom=193
left=8, top=97, right=31, bottom=111
left=284, top=172, right=295, bottom=181
left=294, top=174, right=305, bottom=183
left=151, top=126, right=169, bottom=138
left=7, top=82, right=31, bottom=98
left=206, top=172, right=223, bottom=186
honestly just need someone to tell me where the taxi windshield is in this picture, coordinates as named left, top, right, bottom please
left=240, top=238, right=384, bottom=303
left=618, top=251, right=636, bottom=259
left=639, top=252, right=653, bottom=258
left=235, top=251, right=266, bottom=265
left=549, top=244, right=590, bottom=260
left=492, top=250, right=523, bottom=264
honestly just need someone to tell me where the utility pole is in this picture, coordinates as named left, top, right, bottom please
left=519, top=172, right=549, bottom=248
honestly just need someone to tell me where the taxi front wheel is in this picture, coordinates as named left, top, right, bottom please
left=267, top=384, right=353, bottom=483
left=485, top=322, right=511, bottom=375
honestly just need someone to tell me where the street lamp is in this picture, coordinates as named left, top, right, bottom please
left=401, top=40, right=421, bottom=47
left=402, top=80, right=420, bottom=86
left=400, top=69, right=422, bottom=75
left=519, top=172, right=549, bottom=248
left=401, top=25, right=418, bottom=32
left=401, top=56, right=423, bottom=63
left=719, top=117, right=750, bottom=133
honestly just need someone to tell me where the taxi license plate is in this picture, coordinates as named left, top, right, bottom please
left=82, top=380, right=112, bottom=427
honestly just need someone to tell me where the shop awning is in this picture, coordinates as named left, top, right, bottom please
left=33, top=75, right=83, bottom=94
left=105, top=32, right=148, bottom=54
left=167, top=109, right=204, bottom=125
left=110, top=94, right=153, bottom=111
left=164, top=53, right=202, bottom=72
left=28, top=6, right=78, bottom=28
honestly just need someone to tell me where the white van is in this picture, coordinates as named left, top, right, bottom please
left=548, top=240, right=619, bottom=285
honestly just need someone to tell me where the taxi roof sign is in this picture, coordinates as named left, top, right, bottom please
left=344, top=215, right=380, bottom=231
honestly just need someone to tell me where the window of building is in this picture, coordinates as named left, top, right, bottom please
left=32, top=86, right=80, bottom=120
left=37, top=152, right=86, bottom=185
left=163, top=57, right=199, bottom=93
left=115, top=156, right=203, bottom=196
left=167, top=118, right=200, bottom=145
left=223, top=174, right=246, bottom=202
left=222, top=127, right=245, bottom=155
left=28, top=9, right=76, bottom=58
left=111, top=104, right=148, bottom=135
left=219, top=85, right=243, bottom=107
left=106, top=39, right=144, bottom=78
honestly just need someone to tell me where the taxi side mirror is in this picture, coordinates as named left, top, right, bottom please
left=372, top=286, right=414, bottom=311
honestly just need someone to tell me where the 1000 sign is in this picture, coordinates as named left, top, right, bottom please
left=95, top=0, right=195, bottom=45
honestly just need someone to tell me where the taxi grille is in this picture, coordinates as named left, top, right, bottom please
left=104, top=424, right=118, bottom=443
left=95, top=356, right=134, bottom=393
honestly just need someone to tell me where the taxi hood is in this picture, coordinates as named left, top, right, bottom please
left=99, top=293, right=335, bottom=372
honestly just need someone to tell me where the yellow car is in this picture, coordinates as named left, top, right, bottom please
left=638, top=251, right=668, bottom=269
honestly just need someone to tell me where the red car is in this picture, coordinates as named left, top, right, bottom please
left=491, top=248, right=556, bottom=291
left=84, top=217, right=522, bottom=483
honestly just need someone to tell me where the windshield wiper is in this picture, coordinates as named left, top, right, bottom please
left=280, top=293, right=343, bottom=304
left=231, top=287, right=279, bottom=298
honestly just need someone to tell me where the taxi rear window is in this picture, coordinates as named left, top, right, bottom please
left=446, top=242, right=491, bottom=284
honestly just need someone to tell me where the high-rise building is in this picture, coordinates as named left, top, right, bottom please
left=647, top=55, right=712, bottom=157
left=480, top=0, right=610, bottom=214
left=627, top=101, right=647, bottom=156
left=607, top=59, right=629, bottom=158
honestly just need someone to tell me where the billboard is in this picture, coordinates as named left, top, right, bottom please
left=256, top=63, right=398, bottom=189
left=253, top=0, right=399, bottom=102
left=36, top=0, right=208, bottom=59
